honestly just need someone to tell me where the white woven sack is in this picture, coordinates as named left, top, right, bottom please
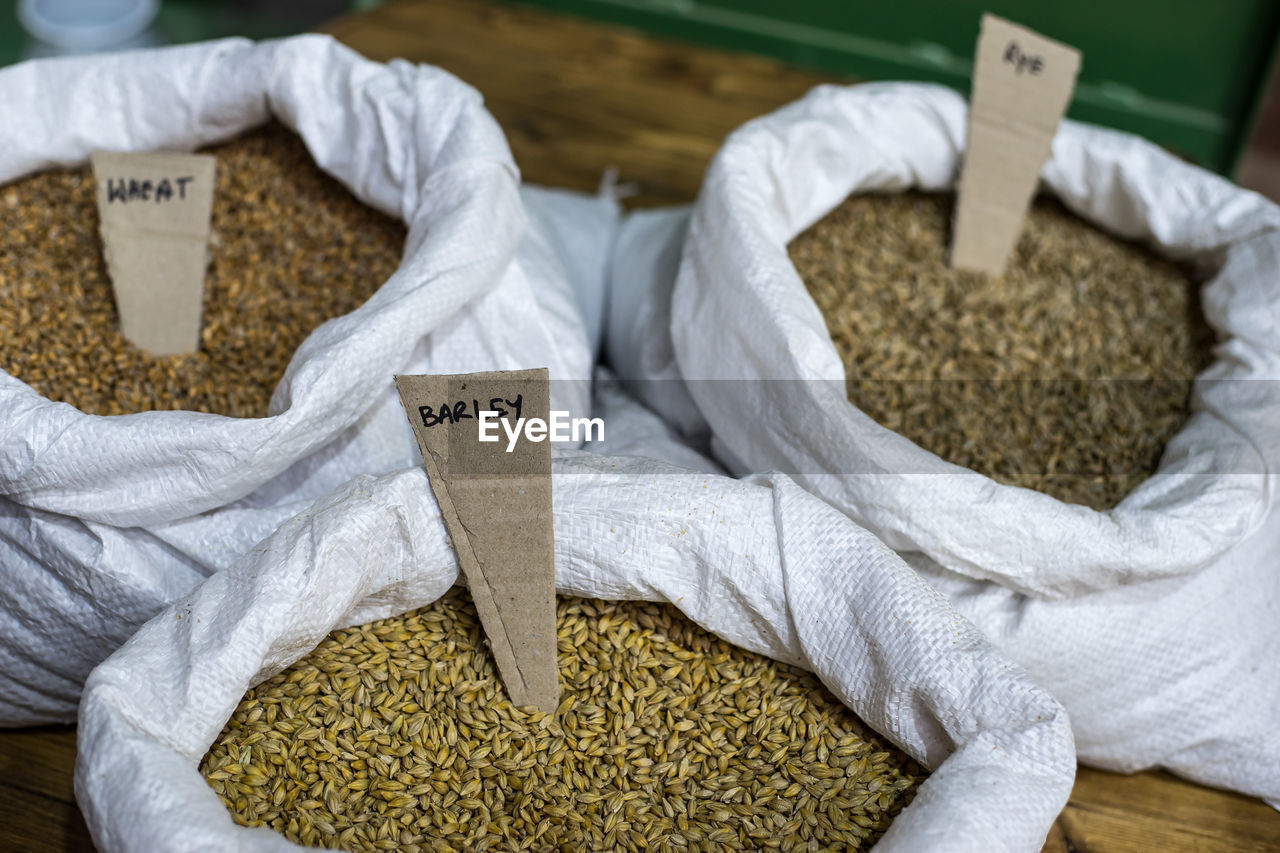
left=523, top=184, right=620, bottom=361
left=669, top=82, right=1280, bottom=798
left=588, top=366, right=723, bottom=475
left=76, top=454, right=1075, bottom=853
left=605, top=205, right=709, bottom=438
left=0, top=37, right=602, bottom=724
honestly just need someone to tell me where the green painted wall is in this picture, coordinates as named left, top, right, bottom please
left=4, top=0, right=1273, bottom=174
left=513, top=0, right=1280, bottom=174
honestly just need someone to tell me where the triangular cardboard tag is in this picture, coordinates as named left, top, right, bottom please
left=951, top=14, right=1081, bottom=275
left=91, top=151, right=216, bottom=355
left=396, top=369, right=559, bottom=712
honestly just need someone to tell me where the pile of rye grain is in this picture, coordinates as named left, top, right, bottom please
left=790, top=192, right=1215, bottom=510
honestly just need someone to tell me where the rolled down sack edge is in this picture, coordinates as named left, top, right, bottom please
left=0, top=34, right=524, bottom=526
left=75, top=452, right=1075, bottom=853
left=671, top=81, right=1280, bottom=597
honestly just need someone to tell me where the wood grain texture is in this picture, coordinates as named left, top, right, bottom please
left=319, top=0, right=842, bottom=207
left=1, top=2, right=1278, bottom=851
left=0, top=726, right=93, bottom=852
left=2, top=720, right=1276, bottom=851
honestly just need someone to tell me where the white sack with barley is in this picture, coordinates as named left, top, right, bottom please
left=76, top=453, right=1075, bottom=853
left=668, top=82, right=1280, bottom=799
left=586, top=368, right=723, bottom=475
left=604, top=205, right=709, bottom=438
left=0, top=36, right=607, bottom=725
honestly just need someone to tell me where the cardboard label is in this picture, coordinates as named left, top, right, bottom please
left=950, top=14, right=1081, bottom=275
left=396, top=369, right=559, bottom=712
left=91, top=151, right=216, bottom=355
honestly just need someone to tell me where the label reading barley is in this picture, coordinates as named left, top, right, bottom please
left=415, top=395, right=523, bottom=427
left=396, top=370, right=559, bottom=714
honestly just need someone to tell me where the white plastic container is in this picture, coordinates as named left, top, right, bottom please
left=18, top=0, right=159, bottom=53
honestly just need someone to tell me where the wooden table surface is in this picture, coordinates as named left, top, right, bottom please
left=2, top=0, right=1278, bottom=850
left=4, top=725, right=1278, bottom=852
left=323, top=0, right=839, bottom=208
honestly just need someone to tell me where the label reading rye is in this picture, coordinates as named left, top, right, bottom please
left=1002, top=40, right=1045, bottom=76
left=91, top=151, right=216, bottom=355
left=396, top=369, right=559, bottom=713
left=950, top=14, right=1081, bottom=275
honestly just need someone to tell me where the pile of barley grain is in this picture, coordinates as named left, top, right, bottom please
left=0, top=122, right=405, bottom=418
left=202, top=588, right=923, bottom=852
left=790, top=192, right=1215, bottom=510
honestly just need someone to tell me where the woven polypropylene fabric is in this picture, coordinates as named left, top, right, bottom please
left=0, top=176, right=610, bottom=726
left=0, top=37, right=608, bottom=724
left=672, top=82, right=1279, bottom=597
left=0, top=35, right=529, bottom=525
left=664, top=82, right=1280, bottom=799
left=76, top=454, right=1074, bottom=853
